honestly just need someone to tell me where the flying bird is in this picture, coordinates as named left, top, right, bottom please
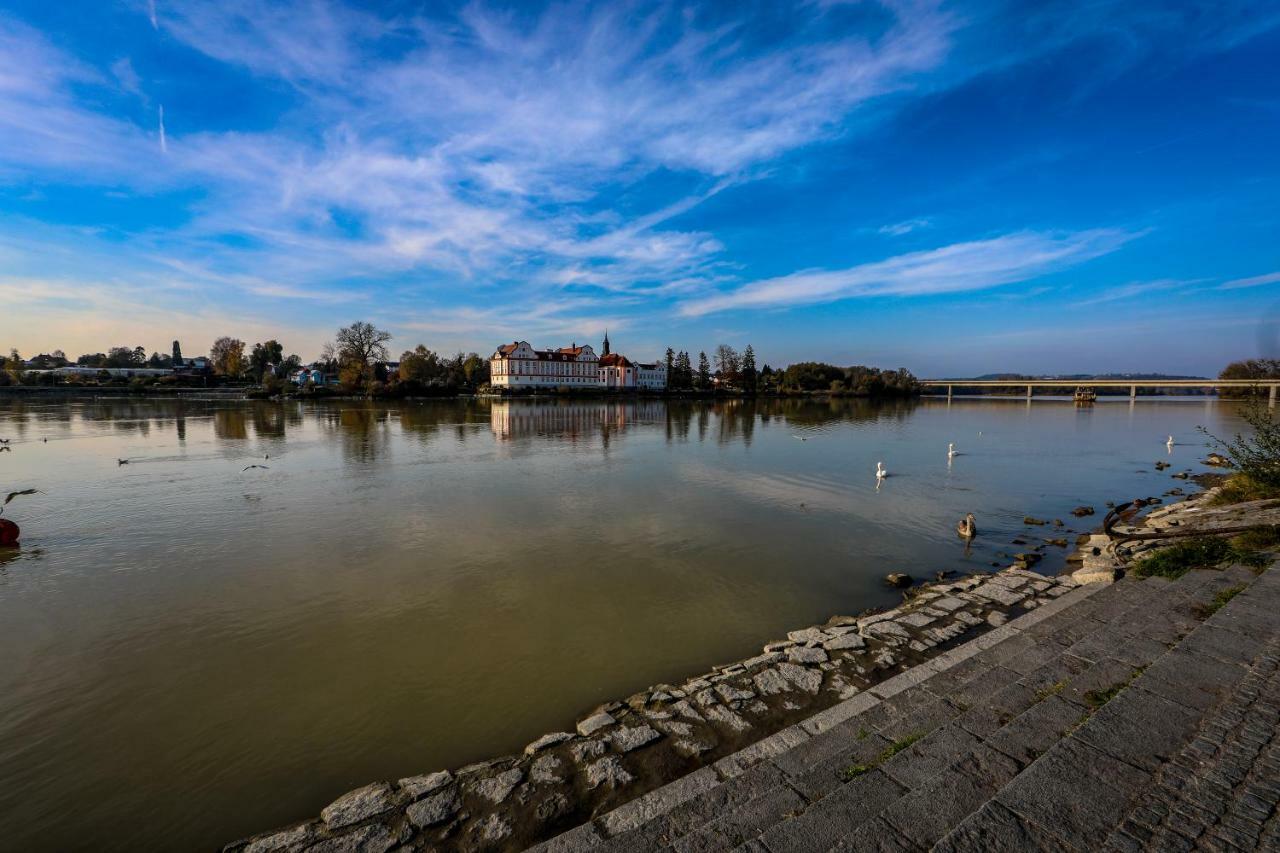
left=117, top=458, right=129, bottom=465
left=3, top=489, right=38, bottom=508
left=0, top=447, right=10, bottom=453
left=242, top=464, right=269, bottom=471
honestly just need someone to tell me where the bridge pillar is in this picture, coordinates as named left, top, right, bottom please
left=1026, top=385, right=1033, bottom=400
left=947, top=384, right=953, bottom=401
left=1130, top=385, right=1137, bottom=400
left=1272, top=384, right=1277, bottom=407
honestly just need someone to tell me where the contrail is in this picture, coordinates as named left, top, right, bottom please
left=148, top=0, right=158, bottom=29
left=159, top=104, right=167, bottom=153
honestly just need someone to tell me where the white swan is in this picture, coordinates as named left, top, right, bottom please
left=876, top=461, right=887, bottom=480
left=948, top=442, right=957, bottom=458
left=1166, top=435, right=1175, bottom=450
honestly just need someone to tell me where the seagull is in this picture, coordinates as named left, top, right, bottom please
left=117, top=458, right=129, bottom=465
left=3, top=488, right=39, bottom=508
left=957, top=513, right=977, bottom=539
left=242, top=464, right=269, bottom=471
left=876, top=461, right=888, bottom=480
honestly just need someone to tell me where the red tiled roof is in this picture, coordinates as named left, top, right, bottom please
left=599, top=353, right=633, bottom=368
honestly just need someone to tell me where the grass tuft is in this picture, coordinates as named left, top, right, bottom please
left=1035, top=680, right=1067, bottom=701
left=839, top=732, right=923, bottom=782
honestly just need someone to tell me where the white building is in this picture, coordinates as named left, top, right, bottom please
left=489, top=333, right=668, bottom=391
left=490, top=341, right=600, bottom=388
left=635, top=361, right=668, bottom=390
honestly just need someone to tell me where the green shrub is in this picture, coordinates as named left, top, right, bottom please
left=1201, top=397, right=1280, bottom=490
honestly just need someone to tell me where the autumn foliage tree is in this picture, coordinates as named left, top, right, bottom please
left=210, top=337, right=246, bottom=377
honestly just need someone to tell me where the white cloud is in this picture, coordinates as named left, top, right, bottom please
left=878, top=218, right=932, bottom=236
left=1072, top=278, right=1189, bottom=306
left=677, top=229, right=1139, bottom=317
left=1221, top=270, right=1280, bottom=290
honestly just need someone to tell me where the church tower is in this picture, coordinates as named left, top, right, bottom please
left=602, top=329, right=611, bottom=356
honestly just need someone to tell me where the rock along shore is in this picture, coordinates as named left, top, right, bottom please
left=227, top=568, right=1081, bottom=853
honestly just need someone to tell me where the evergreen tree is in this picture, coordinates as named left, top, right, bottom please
left=675, top=351, right=692, bottom=389
left=742, top=344, right=757, bottom=393
left=697, top=351, right=711, bottom=390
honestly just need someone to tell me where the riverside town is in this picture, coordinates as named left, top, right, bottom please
left=3, top=2, right=1280, bottom=853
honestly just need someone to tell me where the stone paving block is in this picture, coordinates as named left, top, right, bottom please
left=1058, top=657, right=1142, bottom=709
left=782, top=730, right=894, bottom=802
left=528, top=821, right=605, bottom=852
left=878, top=744, right=1020, bottom=848
left=671, top=785, right=805, bottom=852
left=954, top=682, right=1039, bottom=738
left=1141, top=648, right=1248, bottom=712
left=994, top=737, right=1149, bottom=848
left=1073, top=685, right=1201, bottom=772
left=932, top=800, right=1076, bottom=853
left=879, top=723, right=982, bottom=791
left=984, top=695, right=1083, bottom=769
left=755, top=770, right=906, bottom=853
left=827, top=816, right=925, bottom=852
left=1015, top=651, right=1091, bottom=697
left=632, top=761, right=788, bottom=844
left=942, top=665, right=1023, bottom=712
left=598, top=767, right=719, bottom=837
left=865, top=693, right=961, bottom=743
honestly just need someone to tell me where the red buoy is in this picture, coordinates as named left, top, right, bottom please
left=0, top=518, right=19, bottom=547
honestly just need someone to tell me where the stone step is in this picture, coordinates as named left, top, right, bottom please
left=931, top=565, right=1279, bottom=852
left=549, top=564, right=1279, bottom=853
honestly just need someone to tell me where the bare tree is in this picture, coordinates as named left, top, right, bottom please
left=336, top=321, right=392, bottom=366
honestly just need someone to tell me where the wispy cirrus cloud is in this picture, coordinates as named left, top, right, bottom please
left=1221, top=270, right=1280, bottom=290
left=1072, top=277, right=1193, bottom=306
left=878, top=217, right=932, bottom=236
left=677, top=229, right=1140, bottom=317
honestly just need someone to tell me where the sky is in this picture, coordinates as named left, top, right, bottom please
left=1, top=0, right=1278, bottom=376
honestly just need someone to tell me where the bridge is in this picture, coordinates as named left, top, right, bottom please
left=920, top=378, right=1280, bottom=404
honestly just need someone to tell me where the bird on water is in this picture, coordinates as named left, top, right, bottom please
left=957, top=513, right=977, bottom=539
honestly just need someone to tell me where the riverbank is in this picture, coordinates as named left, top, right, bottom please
left=226, top=464, right=1275, bottom=852
left=227, top=568, right=1083, bottom=852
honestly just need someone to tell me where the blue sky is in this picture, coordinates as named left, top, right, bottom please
left=1, top=0, right=1278, bottom=375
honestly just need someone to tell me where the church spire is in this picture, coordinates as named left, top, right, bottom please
left=602, top=328, right=610, bottom=355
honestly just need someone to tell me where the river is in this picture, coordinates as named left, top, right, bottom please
left=0, top=395, right=1250, bottom=850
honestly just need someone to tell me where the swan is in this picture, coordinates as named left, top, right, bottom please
left=957, top=513, right=977, bottom=539
left=1166, top=435, right=1175, bottom=450
left=948, top=442, right=958, bottom=458
left=876, top=461, right=887, bottom=480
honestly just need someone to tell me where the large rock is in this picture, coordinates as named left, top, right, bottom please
left=397, top=771, right=452, bottom=800
left=474, top=767, right=523, bottom=804
left=576, top=711, right=615, bottom=737
left=752, top=667, right=791, bottom=696
left=320, top=782, right=396, bottom=829
left=524, top=731, right=574, bottom=756
left=822, top=633, right=866, bottom=652
left=777, top=662, right=822, bottom=694
left=586, top=755, right=634, bottom=789
left=787, top=645, right=828, bottom=665
left=611, top=725, right=661, bottom=753
left=530, top=754, right=564, bottom=784
left=405, top=788, right=459, bottom=828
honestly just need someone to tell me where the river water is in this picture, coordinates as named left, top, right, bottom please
left=0, top=395, right=1251, bottom=850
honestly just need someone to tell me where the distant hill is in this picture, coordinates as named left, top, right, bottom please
left=967, top=373, right=1209, bottom=381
